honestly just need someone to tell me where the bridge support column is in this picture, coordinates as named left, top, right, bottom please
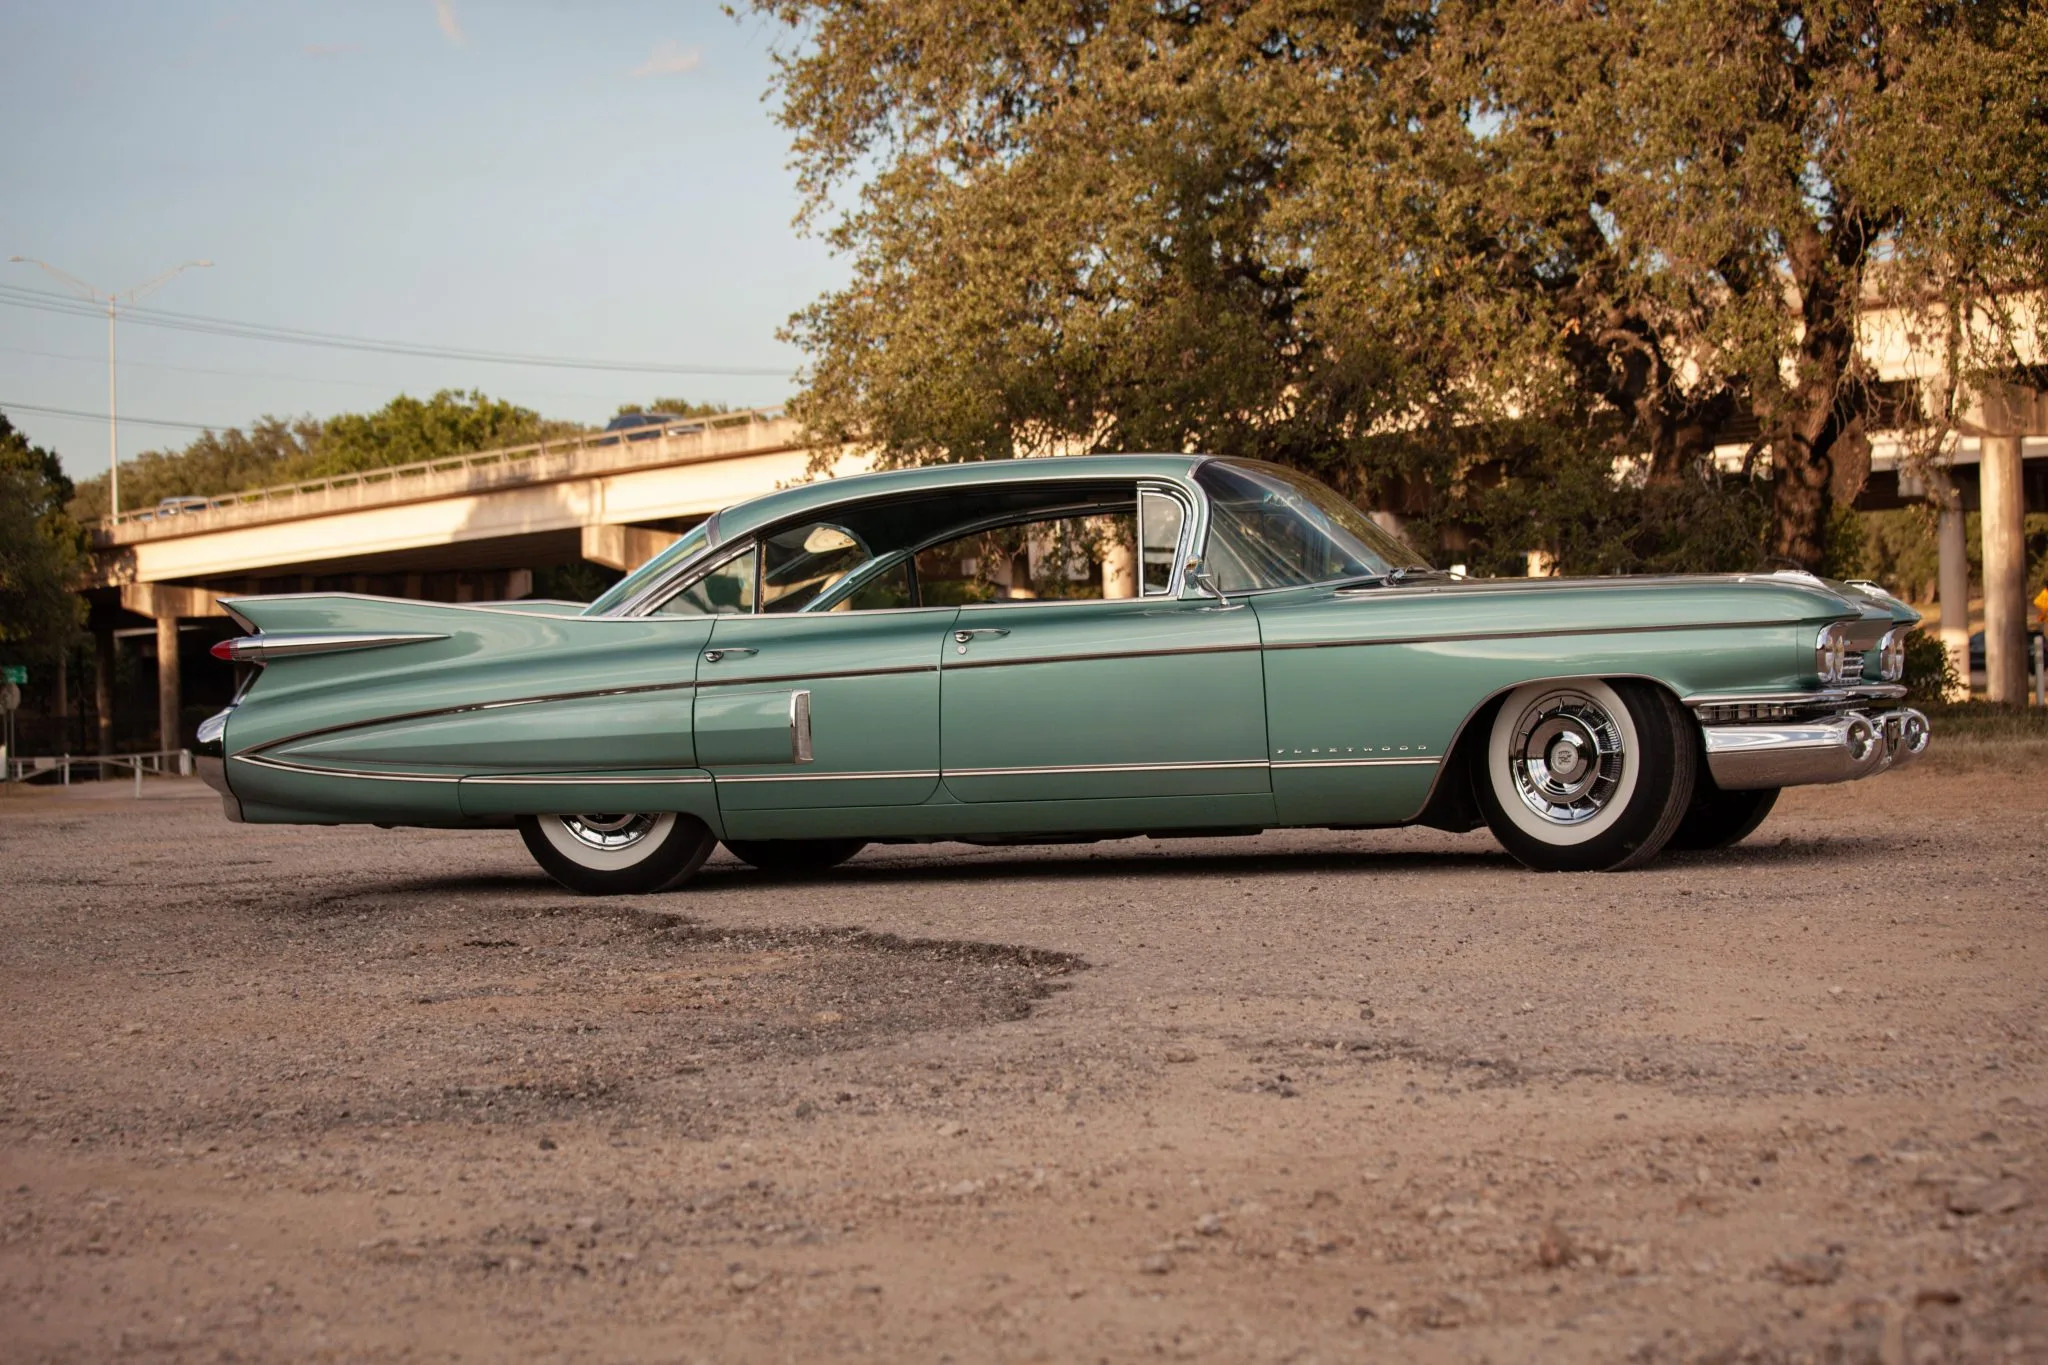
left=1935, top=475, right=1972, bottom=701
left=118, top=584, right=226, bottom=755
left=156, top=616, right=182, bottom=754
left=1982, top=434, right=2028, bottom=703
left=582, top=524, right=681, bottom=573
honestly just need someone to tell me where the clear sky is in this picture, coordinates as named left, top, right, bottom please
left=0, top=0, right=841, bottom=485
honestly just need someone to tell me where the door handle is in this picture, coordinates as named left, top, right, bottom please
left=703, top=646, right=758, bottom=663
left=953, top=628, right=1011, bottom=644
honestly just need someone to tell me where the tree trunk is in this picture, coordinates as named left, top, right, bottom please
left=1769, top=229, right=1867, bottom=570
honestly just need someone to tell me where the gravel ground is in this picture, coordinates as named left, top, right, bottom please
left=2, top=746, right=2045, bottom=1363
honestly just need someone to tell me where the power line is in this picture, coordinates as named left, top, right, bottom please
left=0, top=341, right=624, bottom=403
left=0, top=398, right=231, bottom=433
left=0, top=341, right=402, bottom=389
left=0, top=282, right=799, bottom=378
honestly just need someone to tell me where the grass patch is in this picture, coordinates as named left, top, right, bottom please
left=1919, top=702, right=2048, bottom=743
left=1916, top=703, right=2048, bottom=773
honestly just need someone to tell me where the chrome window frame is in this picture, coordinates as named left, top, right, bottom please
left=1182, top=457, right=1428, bottom=599
left=640, top=539, right=760, bottom=619
left=618, top=476, right=1203, bottom=620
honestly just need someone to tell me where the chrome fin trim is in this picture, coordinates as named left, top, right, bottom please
left=220, top=632, right=448, bottom=662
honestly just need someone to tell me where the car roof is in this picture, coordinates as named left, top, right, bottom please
left=710, top=453, right=1211, bottom=543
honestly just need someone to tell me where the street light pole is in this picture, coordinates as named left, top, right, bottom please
left=7, top=257, right=212, bottom=520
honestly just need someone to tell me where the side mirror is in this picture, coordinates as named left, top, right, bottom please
left=1191, top=568, right=1231, bottom=608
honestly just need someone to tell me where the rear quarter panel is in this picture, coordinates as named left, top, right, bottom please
left=220, top=595, right=715, bottom=824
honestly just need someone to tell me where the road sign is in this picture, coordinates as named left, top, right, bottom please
left=0, top=665, right=24, bottom=685
left=0, top=684, right=18, bottom=713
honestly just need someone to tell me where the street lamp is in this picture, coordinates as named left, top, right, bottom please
left=7, top=257, right=212, bottom=520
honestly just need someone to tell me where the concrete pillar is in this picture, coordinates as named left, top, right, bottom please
left=1981, top=434, right=2027, bottom=703
left=94, top=629, right=115, bottom=756
left=156, top=616, right=182, bottom=754
left=1102, top=532, right=1136, bottom=600
left=1936, top=478, right=1972, bottom=700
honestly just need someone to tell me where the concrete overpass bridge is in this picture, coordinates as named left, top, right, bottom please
left=85, top=407, right=858, bottom=758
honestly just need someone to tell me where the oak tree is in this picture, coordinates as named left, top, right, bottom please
left=749, top=0, right=2048, bottom=569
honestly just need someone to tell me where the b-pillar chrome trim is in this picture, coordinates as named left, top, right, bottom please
left=1703, top=708, right=1929, bottom=791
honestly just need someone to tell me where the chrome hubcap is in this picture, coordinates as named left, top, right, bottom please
left=1508, top=691, right=1625, bottom=825
left=558, top=813, right=661, bottom=852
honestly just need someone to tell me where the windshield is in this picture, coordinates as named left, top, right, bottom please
left=583, top=520, right=713, bottom=615
left=1195, top=460, right=1426, bottom=591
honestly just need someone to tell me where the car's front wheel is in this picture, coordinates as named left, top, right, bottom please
left=1474, top=679, right=1695, bottom=872
left=518, top=812, right=716, bottom=895
left=723, top=838, right=869, bottom=878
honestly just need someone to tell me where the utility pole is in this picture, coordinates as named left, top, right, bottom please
left=7, top=257, right=211, bottom=519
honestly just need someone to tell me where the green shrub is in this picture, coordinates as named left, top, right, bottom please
left=1900, top=627, right=1957, bottom=706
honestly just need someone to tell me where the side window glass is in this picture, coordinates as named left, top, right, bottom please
left=653, top=545, right=757, bottom=616
left=762, top=522, right=875, bottom=613
left=833, top=557, right=914, bottom=611
left=1139, top=490, right=1185, bottom=596
left=915, top=510, right=1136, bottom=604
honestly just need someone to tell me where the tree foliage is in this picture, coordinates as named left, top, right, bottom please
left=0, top=411, right=86, bottom=657
left=749, top=0, right=2048, bottom=571
left=614, top=398, right=733, bottom=419
left=68, top=390, right=584, bottom=521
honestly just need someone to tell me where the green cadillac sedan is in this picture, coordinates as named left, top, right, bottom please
left=197, top=455, right=1927, bottom=892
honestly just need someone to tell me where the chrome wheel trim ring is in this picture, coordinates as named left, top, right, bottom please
left=538, top=811, right=678, bottom=870
left=1509, top=694, right=1623, bottom=824
left=1486, top=680, right=1642, bottom=847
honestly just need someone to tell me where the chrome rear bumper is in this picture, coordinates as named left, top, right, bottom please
left=1703, top=708, right=1930, bottom=791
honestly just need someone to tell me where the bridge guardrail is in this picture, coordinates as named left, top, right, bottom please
left=96, top=405, right=790, bottom=533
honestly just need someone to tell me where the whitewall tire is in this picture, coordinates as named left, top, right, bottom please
left=518, top=812, right=717, bottom=895
left=1474, top=679, right=1694, bottom=872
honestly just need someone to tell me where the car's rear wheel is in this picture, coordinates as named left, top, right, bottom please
left=1667, top=779, right=1779, bottom=852
left=723, top=838, right=868, bottom=878
left=518, top=812, right=716, bottom=895
left=1474, top=679, right=1694, bottom=872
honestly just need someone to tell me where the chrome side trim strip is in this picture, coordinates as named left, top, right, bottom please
left=694, top=663, right=936, bottom=689
left=1270, top=757, right=1440, bottom=770
left=1265, top=620, right=1779, bottom=652
left=943, top=643, right=1264, bottom=670
left=716, top=769, right=941, bottom=784
left=219, top=631, right=447, bottom=662
left=464, top=774, right=713, bottom=786
left=231, top=753, right=461, bottom=784
left=246, top=680, right=698, bottom=755
left=943, top=759, right=1269, bottom=777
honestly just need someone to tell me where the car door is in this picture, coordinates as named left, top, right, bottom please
left=688, top=527, right=958, bottom=822
left=937, top=485, right=1270, bottom=803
